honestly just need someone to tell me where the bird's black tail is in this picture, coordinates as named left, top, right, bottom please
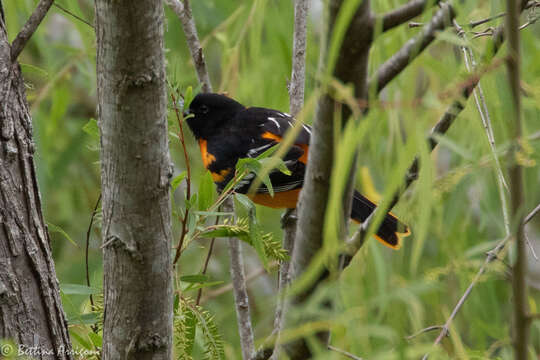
left=350, top=191, right=410, bottom=249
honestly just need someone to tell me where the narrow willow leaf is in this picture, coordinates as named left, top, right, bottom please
left=60, top=283, right=101, bottom=295
left=180, top=274, right=210, bottom=283
left=171, top=171, right=187, bottom=192
left=198, top=171, right=216, bottom=211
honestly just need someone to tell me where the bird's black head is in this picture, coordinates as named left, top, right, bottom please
left=185, top=93, right=245, bottom=139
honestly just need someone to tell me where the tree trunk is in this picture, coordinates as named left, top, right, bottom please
left=0, top=7, right=73, bottom=360
left=287, top=0, right=373, bottom=358
left=95, top=1, right=173, bottom=359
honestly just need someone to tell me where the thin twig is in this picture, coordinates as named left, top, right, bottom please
left=200, top=262, right=278, bottom=304
left=407, top=1, right=539, bottom=30
left=196, top=214, right=220, bottom=305
left=10, top=0, right=55, bottom=62
left=165, top=0, right=212, bottom=93
left=327, top=345, right=364, bottom=360
left=53, top=3, right=93, bottom=28
left=379, top=0, right=442, bottom=32
left=453, top=20, right=510, bottom=236
left=421, top=237, right=510, bottom=360
left=368, top=2, right=455, bottom=94
left=406, top=325, right=445, bottom=340
left=171, top=90, right=192, bottom=266
left=524, top=202, right=540, bottom=224
left=227, top=212, right=255, bottom=359
left=469, top=1, right=539, bottom=28
left=420, top=201, right=540, bottom=358
left=85, top=193, right=101, bottom=310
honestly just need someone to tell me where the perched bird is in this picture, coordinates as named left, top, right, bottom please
left=185, top=93, right=410, bottom=249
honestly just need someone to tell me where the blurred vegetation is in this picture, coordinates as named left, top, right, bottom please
left=5, top=0, right=540, bottom=358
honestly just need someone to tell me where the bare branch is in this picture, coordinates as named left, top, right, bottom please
left=453, top=20, right=510, bottom=236
left=379, top=0, right=442, bottom=32
left=53, top=3, right=93, bottom=29
left=10, top=0, right=55, bottom=62
left=421, top=237, right=509, bottom=360
left=506, top=0, right=529, bottom=357
left=524, top=202, right=540, bottom=224
left=288, top=0, right=310, bottom=116
left=420, top=197, right=540, bottom=358
left=327, top=345, right=364, bottom=360
left=200, top=262, right=277, bottom=304
left=85, top=194, right=101, bottom=311
left=469, top=1, right=539, bottom=28
left=406, top=325, right=445, bottom=340
left=228, top=235, right=256, bottom=359
left=272, top=0, right=310, bottom=357
left=368, top=2, right=455, bottom=94
left=165, top=0, right=212, bottom=93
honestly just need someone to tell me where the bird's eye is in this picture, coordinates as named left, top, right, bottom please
left=200, top=105, right=209, bottom=114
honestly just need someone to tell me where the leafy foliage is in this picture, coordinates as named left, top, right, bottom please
left=174, top=297, right=225, bottom=360
left=200, top=217, right=289, bottom=262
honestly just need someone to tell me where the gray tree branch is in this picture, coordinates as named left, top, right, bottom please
left=506, top=0, right=529, bottom=357
left=271, top=1, right=310, bottom=358
left=379, top=0, right=442, bottom=32
left=167, top=1, right=257, bottom=356
left=369, top=2, right=455, bottom=94
left=165, top=0, right=212, bottom=93
left=10, top=0, right=55, bottom=62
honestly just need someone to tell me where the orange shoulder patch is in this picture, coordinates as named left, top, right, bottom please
left=198, top=139, right=216, bottom=168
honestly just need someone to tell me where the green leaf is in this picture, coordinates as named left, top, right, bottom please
left=183, top=306, right=197, bottom=356
left=181, top=274, right=210, bottom=283
left=82, top=118, right=100, bottom=139
left=172, top=171, right=187, bottom=192
left=184, top=281, right=224, bottom=292
left=88, top=331, right=103, bottom=348
left=198, top=171, right=216, bottom=211
left=20, top=63, right=48, bottom=78
left=183, top=86, right=194, bottom=111
left=48, top=222, right=78, bottom=247
left=70, top=330, right=93, bottom=350
left=68, top=312, right=100, bottom=325
left=248, top=210, right=268, bottom=270
left=60, top=283, right=101, bottom=295
left=234, top=193, right=254, bottom=212
left=192, top=210, right=234, bottom=216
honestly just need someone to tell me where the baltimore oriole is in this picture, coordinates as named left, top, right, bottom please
left=185, top=93, right=410, bottom=249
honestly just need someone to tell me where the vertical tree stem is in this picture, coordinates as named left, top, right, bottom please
left=96, top=1, right=173, bottom=358
left=506, top=0, right=529, bottom=358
